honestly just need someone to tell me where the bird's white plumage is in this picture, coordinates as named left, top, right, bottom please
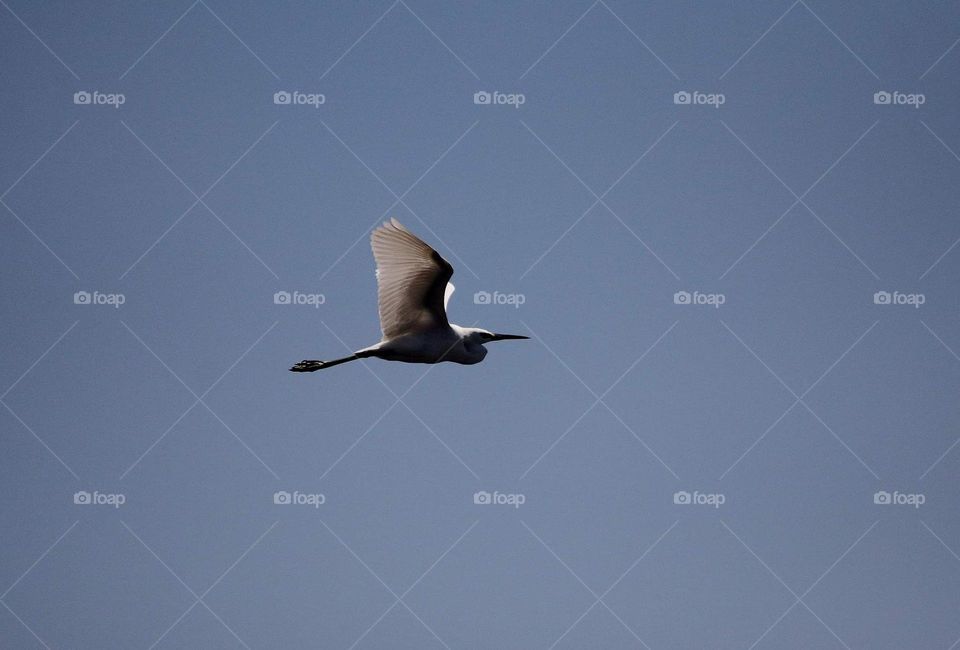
left=290, top=218, right=526, bottom=372
left=370, top=218, right=453, bottom=340
left=444, top=281, right=455, bottom=310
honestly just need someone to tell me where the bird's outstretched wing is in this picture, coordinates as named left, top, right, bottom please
left=370, top=218, right=454, bottom=340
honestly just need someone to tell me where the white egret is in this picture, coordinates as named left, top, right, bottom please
left=290, top=219, right=527, bottom=372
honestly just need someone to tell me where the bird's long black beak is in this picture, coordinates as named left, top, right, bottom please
left=490, top=333, right=529, bottom=341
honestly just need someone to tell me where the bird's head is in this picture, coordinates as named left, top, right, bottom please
left=464, top=328, right=530, bottom=346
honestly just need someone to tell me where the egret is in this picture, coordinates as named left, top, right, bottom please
left=290, top=219, right=528, bottom=372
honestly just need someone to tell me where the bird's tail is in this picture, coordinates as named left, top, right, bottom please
left=289, top=355, right=359, bottom=372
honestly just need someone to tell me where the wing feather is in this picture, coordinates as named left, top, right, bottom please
left=370, top=218, right=453, bottom=339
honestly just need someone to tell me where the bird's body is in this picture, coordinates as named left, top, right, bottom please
left=291, top=219, right=526, bottom=372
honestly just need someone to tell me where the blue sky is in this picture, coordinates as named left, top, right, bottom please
left=2, top=1, right=960, bottom=648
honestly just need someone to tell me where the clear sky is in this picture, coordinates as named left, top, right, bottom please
left=2, top=1, right=960, bottom=648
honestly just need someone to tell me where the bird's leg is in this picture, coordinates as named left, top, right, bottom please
left=289, top=354, right=359, bottom=372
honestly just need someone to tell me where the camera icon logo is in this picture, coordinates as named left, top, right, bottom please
left=873, top=490, right=891, bottom=505
left=673, top=291, right=691, bottom=305
left=474, top=91, right=491, bottom=105
left=274, top=491, right=292, bottom=505
left=473, top=490, right=492, bottom=505
left=873, top=291, right=891, bottom=305
left=74, top=490, right=91, bottom=504
left=473, top=290, right=491, bottom=305
left=274, top=91, right=292, bottom=105
left=74, top=291, right=91, bottom=305
left=274, top=291, right=291, bottom=305
left=74, top=91, right=91, bottom=105
left=673, top=490, right=691, bottom=505
left=673, top=91, right=691, bottom=105
left=873, top=91, right=891, bottom=105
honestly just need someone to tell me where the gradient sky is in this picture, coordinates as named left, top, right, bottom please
left=2, top=1, right=960, bottom=648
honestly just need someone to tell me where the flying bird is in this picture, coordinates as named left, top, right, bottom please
left=290, top=219, right=527, bottom=372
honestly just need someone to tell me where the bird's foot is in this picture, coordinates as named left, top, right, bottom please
left=289, top=359, right=326, bottom=372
